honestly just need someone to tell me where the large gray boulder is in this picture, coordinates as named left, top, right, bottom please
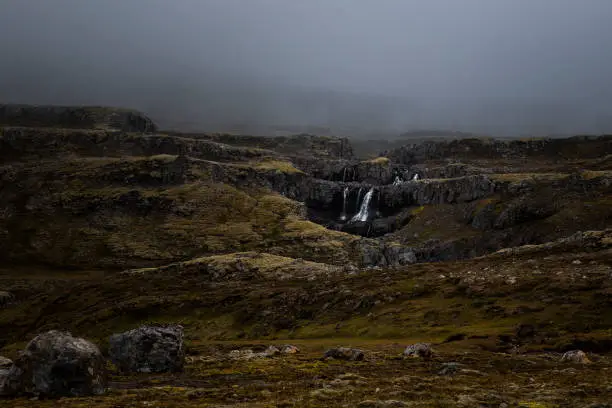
left=0, top=331, right=106, bottom=397
left=109, top=325, right=185, bottom=373
left=403, top=343, right=434, bottom=359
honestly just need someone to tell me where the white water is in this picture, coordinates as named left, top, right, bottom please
left=412, top=173, right=420, bottom=181
left=339, top=186, right=349, bottom=221
left=351, top=187, right=374, bottom=222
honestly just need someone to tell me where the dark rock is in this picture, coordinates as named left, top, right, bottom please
left=323, top=347, right=365, bottom=361
left=0, top=291, right=15, bottom=308
left=0, top=104, right=157, bottom=132
left=387, top=136, right=612, bottom=164
left=383, top=244, right=416, bottom=266
left=109, top=325, right=185, bottom=373
left=438, top=362, right=461, bottom=376
left=1, top=330, right=106, bottom=397
left=403, top=343, right=434, bottom=359
left=514, top=324, right=536, bottom=339
left=0, top=356, right=12, bottom=394
left=380, top=175, right=495, bottom=211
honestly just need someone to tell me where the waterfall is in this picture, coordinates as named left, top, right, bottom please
left=343, top=168, right=347, bottom=182
left=351, top=187, right=374, bottom=222
left=412, top=173, right=420, bottom=181
left=393, top=176, right=402, bottom=186
left=339, top=187, right=349, bottom=221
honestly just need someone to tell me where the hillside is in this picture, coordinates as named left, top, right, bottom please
left=1, top=105, right=612, bottom=407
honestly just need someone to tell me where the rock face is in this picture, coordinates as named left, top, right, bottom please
left=109, top=325, right=185, bottom=373
left=387, top=136, right=612, bottom=164
left=380, top=175, right=495, bottom=211
left=403, top=343, right=433, bottom=359
left=0, top=104, right=158, bottom=132
left=1, top=331, right=106, bottom=397
left=323, top=347, right=365, bottom=361
left=561, top=350, right=590, bottom=364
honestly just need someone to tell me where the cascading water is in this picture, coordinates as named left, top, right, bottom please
left=351, top=187, right=374, bottom=222
left=339, top=187, right=349, bottom=221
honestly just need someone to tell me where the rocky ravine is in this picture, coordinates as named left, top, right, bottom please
left=2, top=105, right=612, bottom=271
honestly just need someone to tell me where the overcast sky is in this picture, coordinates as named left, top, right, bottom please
left=2, top=0, right=612, bottom=135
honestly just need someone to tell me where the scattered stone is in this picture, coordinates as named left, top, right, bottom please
left=280, top=344, right=300, bottom=354
left=1, top=330, right=106, bottom=397
left=403, top=343, right=433, bottom=359
left=438, top=362, right=461, bottom=376
left=109, top=325, right=185, bottom=373
left=561, top=350, right=591, bottom=364
left=323, top=347, right=365, bottom=361
left=228, top=346, right=284, bottom=360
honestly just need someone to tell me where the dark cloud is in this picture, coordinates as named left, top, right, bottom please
left=2, top=0, right=612, bottom=136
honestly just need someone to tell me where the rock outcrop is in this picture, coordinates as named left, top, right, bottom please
left=0, top=104, right=157, bottom=132
left=1, top=331, right=106, bottom=397
left=380, top=175, right=494, bottom=211
left=387, top=136, right=612, bottom=164
left=109, top=325, right=185, bottom=373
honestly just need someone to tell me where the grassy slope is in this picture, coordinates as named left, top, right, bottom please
left=3, top=128, right=612, bottom=406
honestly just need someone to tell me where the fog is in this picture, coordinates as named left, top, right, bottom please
left=2, top=0, right=612, bottom=137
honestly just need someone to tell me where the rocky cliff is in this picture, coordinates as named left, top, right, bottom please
left=0, top=104, right=157, bottom=132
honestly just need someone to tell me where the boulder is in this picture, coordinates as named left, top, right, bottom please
left=403, top=343, right=434, bottom=359
left=323, top=347, right=365, bottom=361
left=109, top=325, right=185, bottom=373
left=1, top=331, right=106, bottom=397
left=561, top=350, right=590, bottom=364
left=280, top=345, right=300, bottom=354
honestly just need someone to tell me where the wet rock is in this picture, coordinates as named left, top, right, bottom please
left=380, top=175, right=494, bottom=211
left=438, top=362, right=461, bottom=376
left=403, top=343, right=434, bottom=359
left=109, top=325, right=185, bottom=373
left=1, top=330, right=106, bottom=397
left=561, top=350, right=591, bottom=364
left=323, top=347, right=365, bottom=361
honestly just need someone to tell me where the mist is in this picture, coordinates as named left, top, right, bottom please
left=2, top=0, right=612, bottom=137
